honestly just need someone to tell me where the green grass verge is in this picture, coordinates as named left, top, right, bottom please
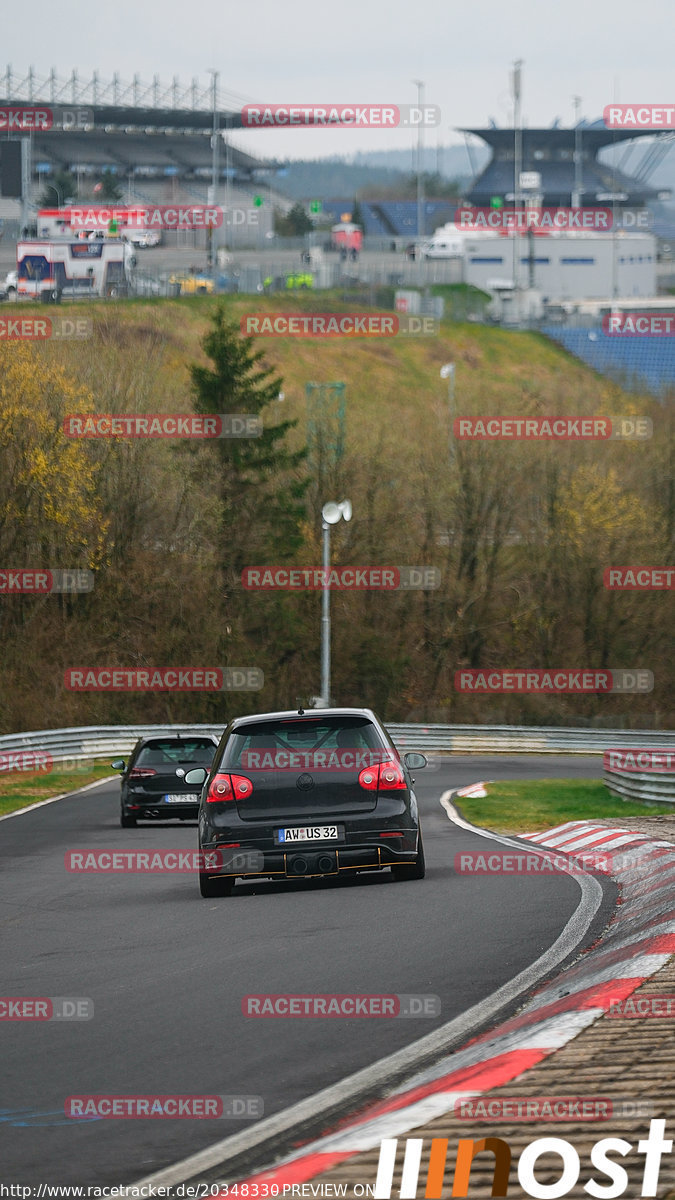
left=0, top=763, right=115, bottom=817
left=454, top=777, right=669, bottom=834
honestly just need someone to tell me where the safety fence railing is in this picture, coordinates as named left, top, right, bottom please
left=1, top=722, right=674, bottom=761
left=2, top=723, right=674, bottom=805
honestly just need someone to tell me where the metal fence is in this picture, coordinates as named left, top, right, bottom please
left=1, top=722, right=675, bottom=763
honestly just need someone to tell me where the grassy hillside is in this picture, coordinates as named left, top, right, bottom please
left=0, top=292, right=671, bottom=731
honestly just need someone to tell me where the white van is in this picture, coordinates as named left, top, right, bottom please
left=420, top=224, right=502, bottom=259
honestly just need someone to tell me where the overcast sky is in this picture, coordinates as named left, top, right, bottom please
left=5, top=0, right=673, bottom=159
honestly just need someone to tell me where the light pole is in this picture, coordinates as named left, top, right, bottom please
left=320, top=499, right=352, bottom=706
left=223, top=112, right=232, bottom=255
left=440, top=363, right=455, bottom=457
left=413, top=79, right=425, bottom=277
left=572, top=95, right=583, bottom=207
left=512, top=59, right=523, bottom=296
left=207, top=68, right=219, bottom=272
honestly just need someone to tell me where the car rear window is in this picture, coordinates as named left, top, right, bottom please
left=136, top=738, right=215, bottom=767
left=222, top=718, right=385, bottom=768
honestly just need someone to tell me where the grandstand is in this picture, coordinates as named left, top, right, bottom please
left=461, top=122, right=669, bottom=208
left=541, top=324, right=675, bottom=397
left=0, top=66, right=280, bottom=214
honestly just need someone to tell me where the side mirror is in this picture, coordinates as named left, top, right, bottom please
left=185, top=767, right=208, bottom=786
left=403, top=752, right=427, bottom=771
left=111, top=759, right=126, bottom=771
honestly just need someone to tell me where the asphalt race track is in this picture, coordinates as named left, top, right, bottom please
left=0, top=755, right=613, bottom=1186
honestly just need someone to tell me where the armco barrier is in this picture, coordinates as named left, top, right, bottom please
left=0, top=722, right=675, bottom=764
left=603, top=764, right=675, bottom=806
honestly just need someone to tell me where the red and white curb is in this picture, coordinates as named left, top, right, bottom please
left=223, top=818, right=675, bottom=1189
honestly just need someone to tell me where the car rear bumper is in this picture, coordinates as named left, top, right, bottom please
left=199, top=835, right=419, bottom=880
left=124, top=801, right=200, bottom=819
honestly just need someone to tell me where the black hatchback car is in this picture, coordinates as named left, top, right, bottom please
left=185, top=708, right=426, bottom=897
left=112, top=733, right=219, bottom=827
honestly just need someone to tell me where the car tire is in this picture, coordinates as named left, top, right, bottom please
left=120, top=810, right=137, bottom=828
left=391, top=829, right=425, bottom=881
left=199, top=871, right=235, bottom=898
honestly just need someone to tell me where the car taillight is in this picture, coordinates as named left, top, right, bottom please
left=358, top=766, right=379, bottom=790
left=379, top=762, right=406, bottom=789
left=231, top=774, right=253, bottom=799
left=358, top=761, right=406, bottom=791
left=206, top=773, right=253, bottom=803
left=129, top=767, right=156, bottom=779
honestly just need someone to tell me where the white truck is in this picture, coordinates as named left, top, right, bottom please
left=36, top=207, right=161, bottom=247
left=16, top=239, right=132, bottom=301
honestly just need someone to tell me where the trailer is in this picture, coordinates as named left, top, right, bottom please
left=17, top=239, right=131, bottom=301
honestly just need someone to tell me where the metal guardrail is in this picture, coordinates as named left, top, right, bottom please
left=603, top=766, right=675, bottom=806
left=387, top=724, right=675, bottom=755
left=1, top=722, right=675, bottom=763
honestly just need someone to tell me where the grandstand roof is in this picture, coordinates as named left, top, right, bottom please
left=461, top=126, right=664, bottom=207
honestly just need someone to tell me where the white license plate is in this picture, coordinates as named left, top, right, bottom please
left=164, top=793, right=199, bottom=803
left=278, top=825, right=338, bottom=843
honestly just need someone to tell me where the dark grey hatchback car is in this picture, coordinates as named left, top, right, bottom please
left=185, top=707, right=427, bottom=898
left=113, top=733, right=219, bottom=827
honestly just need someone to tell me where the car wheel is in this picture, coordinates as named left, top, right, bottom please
left=120, top=810, right=137, bottom=828
left=391, top=829, right=425, bottom=881
left=199, top=872, right=235, bottom=898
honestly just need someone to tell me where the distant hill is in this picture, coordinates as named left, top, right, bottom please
left=272, top=141, right=675, bottom=223
left=272, top=145, right=488, bottom=201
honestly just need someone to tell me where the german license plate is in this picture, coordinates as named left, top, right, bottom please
left=164, top=793, right=199, bottom=803
left=277, top=825, right=339, bottom=843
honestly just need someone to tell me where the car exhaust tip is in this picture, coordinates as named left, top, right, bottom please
left=290, top=856, right=309, bottom=875
left=317, top=854, right=336, bottom=874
